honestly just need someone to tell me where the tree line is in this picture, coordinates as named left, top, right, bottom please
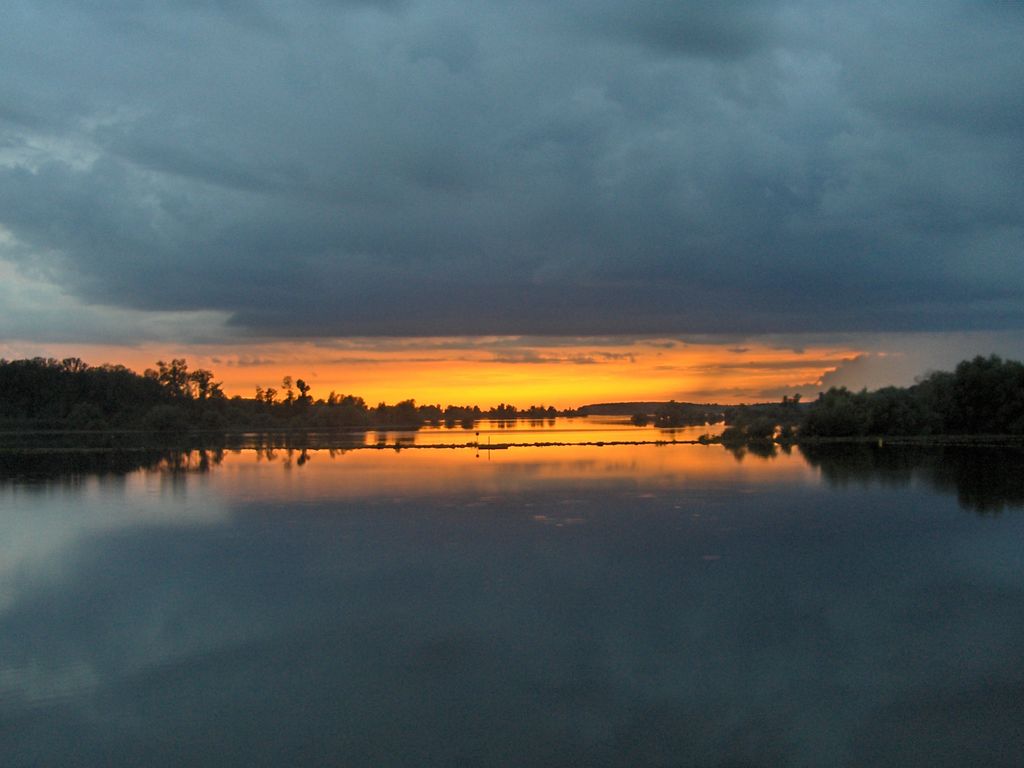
left=0, top=357, right=573, bottom=432
left=630, top=401, right=726, bottom=428
left=2, top=353, right=1021, bottom=438
left=720, top=354, right=1024, bottom=442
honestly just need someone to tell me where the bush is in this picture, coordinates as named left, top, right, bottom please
left=67, top=403, right=108, bottom=431
left=142, top=405, right=189, bottom=433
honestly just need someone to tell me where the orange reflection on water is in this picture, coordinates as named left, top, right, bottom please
left=363, top=416, right=723, bottom=448
left=206, top=440, right=816, bottom=506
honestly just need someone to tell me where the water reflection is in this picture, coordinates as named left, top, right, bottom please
left=800, top=443, right=1024, bottom=514
left=722, top=439, right=793, bottom=461
left=3, top=438, right=1024, bottom=766
left=3, top=440, right=1021, bottom=514
left=366, top=416, right=723, bottom=448
left=1, top=443, right=812, bottom=506
left=0, top=448, right=225, bottom=482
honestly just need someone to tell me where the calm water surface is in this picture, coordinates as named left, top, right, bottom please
left=2, top=427, right=1023, bottom=766
left=365, top=416, right=724, bottom=447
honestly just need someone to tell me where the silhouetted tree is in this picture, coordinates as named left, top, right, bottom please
left=188, top=369, right=219, bottom=401
left=61, top=357, right=89, bottom=374
left=295, top=378, right=312, bottom=406
left=155, top=359, right=191, bottom=399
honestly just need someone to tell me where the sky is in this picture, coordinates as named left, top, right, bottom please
left=1, top=1, right=1022, bottom=405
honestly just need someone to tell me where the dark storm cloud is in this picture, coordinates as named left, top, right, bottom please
left=582, top=0, right=782, bottom=58
left=1, top=0, right=1022, bottom=338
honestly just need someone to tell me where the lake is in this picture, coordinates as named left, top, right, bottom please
left=2, top=421, right=1023, bottom=766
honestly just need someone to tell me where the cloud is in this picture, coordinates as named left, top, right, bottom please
left=486, top=350, right=632, bottom=365
left=816, top=354, right=911, bottom=392
left=221, top=355, right=280, bottom=367
left=1, top=0, right=1022, bottom=341
left=690, top=357, right=840, bottom=373
left=591, top=0, right=783, bottom=59
left=812, top=331, right=1024, bottom=392
left=0, top=252, right=231, bottom=347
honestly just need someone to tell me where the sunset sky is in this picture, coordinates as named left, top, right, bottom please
left=2, top=1, right=1022, bottom=406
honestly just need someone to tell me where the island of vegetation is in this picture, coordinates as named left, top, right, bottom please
left=712, top=354, right=1024, bottom=447
left=1, top=354, right=1022, bottom=446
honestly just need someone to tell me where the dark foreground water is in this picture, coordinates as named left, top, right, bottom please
left=2, top=438, right=1023, bottom=766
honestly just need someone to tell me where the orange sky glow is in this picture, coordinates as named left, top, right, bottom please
left=3, top=337, right=867, bottom=407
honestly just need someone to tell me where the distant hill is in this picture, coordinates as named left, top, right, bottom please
left=578, top=402, right=671, bottom=416
left=578, top=402, right=723, bottom=416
